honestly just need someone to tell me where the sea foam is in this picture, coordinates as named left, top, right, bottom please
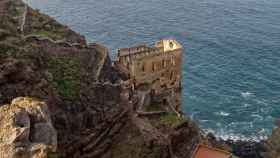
left=204, top=128, right=268, bottom=142
left=241, top=91, right=253, bottom=98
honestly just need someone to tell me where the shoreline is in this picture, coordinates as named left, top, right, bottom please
left=24, top=0, right=280, bottom=139
left=1, top=0, right=280, bottom=158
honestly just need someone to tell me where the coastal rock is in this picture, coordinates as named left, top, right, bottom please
left=171, top=119, right=204, bottom=158
left=0, top=0, right=243, bottom=158
left=0, top=97, right=57, bottom=158
left=0, top=0, right=122, bottom=156
left=0, top=56, right=54, bottom=105
left=263, top=126, right=280, bottom=158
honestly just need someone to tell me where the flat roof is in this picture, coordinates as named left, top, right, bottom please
left=118, top=47, right=161, bottom=58
left=191, top=144, right=232, bottom=158
left=117, top=39, right=182, bottom=57
left=118, top=45, right=148, bottom=56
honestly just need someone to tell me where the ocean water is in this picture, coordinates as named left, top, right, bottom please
left=24, top=0, right=280, bottom=140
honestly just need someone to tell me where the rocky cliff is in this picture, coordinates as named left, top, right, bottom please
left=0, top=0, right=279, bottom=158
left=262, top=125, right=280, bottom=158
left=0, top=97, right=57, bottom=158
left=0, top=0, right=207, bottom=157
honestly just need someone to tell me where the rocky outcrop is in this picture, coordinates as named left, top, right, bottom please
left=171, top=119, right=204, bottom=157
left=0, top=57, right=53, bottom=104
left=0, top=97, right=57, bottom=158
left=0, top=0, right=262, bottom=158
left=0, top=1, right=128, bottom=157
left=0, top=0, right=218, bottom=157
left=98, top=113, right=205, bottom=158
left=263, top=126, right=280, bottom=158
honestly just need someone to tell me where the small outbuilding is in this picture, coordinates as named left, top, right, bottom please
left=191, top=144, right=237, bottom=158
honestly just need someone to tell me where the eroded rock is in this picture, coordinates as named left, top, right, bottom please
left=0, top=97, right=57, bottom=158
left=263, top=126, right=280, bottom=158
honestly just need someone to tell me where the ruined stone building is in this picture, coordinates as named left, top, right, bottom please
left=114, top=39, right=182, bottom=113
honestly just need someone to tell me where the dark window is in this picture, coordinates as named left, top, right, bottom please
left=163, top=99, right=168, bottom=105
left=170, top=71, right=174, bottom=80
left=152, top=62, right=156, bottom=72
left=169, top=42, right=174, bottom=48
left=171, top=57, right=176, bottom=66
left=162, top=60, right=167, bottom=68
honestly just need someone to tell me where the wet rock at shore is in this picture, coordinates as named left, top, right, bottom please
left=263, top=125, right=280, bottom=158
left=2, top=0, right=280, bottom=158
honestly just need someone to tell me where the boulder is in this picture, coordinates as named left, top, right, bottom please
left=0, top=97, right=57, bottom=158
left=263, top=126, right=280, bottom=158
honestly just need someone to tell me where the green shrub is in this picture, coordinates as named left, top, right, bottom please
left=34, top=30, right=64, bottom=40
left=160, top=113, right=184, bottom=127
left=47, top=56, right=81, bottom=100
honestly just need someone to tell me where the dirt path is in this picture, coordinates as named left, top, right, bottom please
left=20, top=4, right=27, bottom=34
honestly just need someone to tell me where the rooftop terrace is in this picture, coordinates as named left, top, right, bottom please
left=117, top=39, right=182, bottom=57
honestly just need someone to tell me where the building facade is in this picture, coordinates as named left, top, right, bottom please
left=114, top=39, right=182, bottom=113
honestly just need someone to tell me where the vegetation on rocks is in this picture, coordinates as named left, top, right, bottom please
left=160, top=113, right=185, bottom=127
left=47, top=56, right=81, bottom=99
left=2, top=1, right=279, bottom=158
left=0, top=42, right=18, bottom=57
left=145, top=103, right=163, bottom=112
left=34, top=29, right=64, bottom=40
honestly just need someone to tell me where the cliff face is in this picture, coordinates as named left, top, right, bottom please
left=262, top=126, right=280, bottom=158
left=0, top=0, right=124, bottom=156
left=0, top=0, right=244, bottom=158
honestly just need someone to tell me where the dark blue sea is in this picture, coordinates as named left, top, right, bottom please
left=24, top=0, right=280, bottom=140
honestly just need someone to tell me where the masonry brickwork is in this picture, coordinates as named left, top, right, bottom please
left=114, top=39, right=182, bottom=113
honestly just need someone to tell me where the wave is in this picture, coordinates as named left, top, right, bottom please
left=241, top=91, right=253, bottom=98
left=215, top=111, right=230, bottom=116
left=204, top=128, right=268, bottom=142
left=251, top=114, right=263, bottom=121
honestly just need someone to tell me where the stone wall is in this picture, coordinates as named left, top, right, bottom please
left=114, top=40, right=182, bottom=114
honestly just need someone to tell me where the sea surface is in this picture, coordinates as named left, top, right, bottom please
left=24, top=0, right=280, bottom=140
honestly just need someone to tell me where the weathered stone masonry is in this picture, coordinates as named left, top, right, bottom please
left=114, top=39, right=182, bottom=114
